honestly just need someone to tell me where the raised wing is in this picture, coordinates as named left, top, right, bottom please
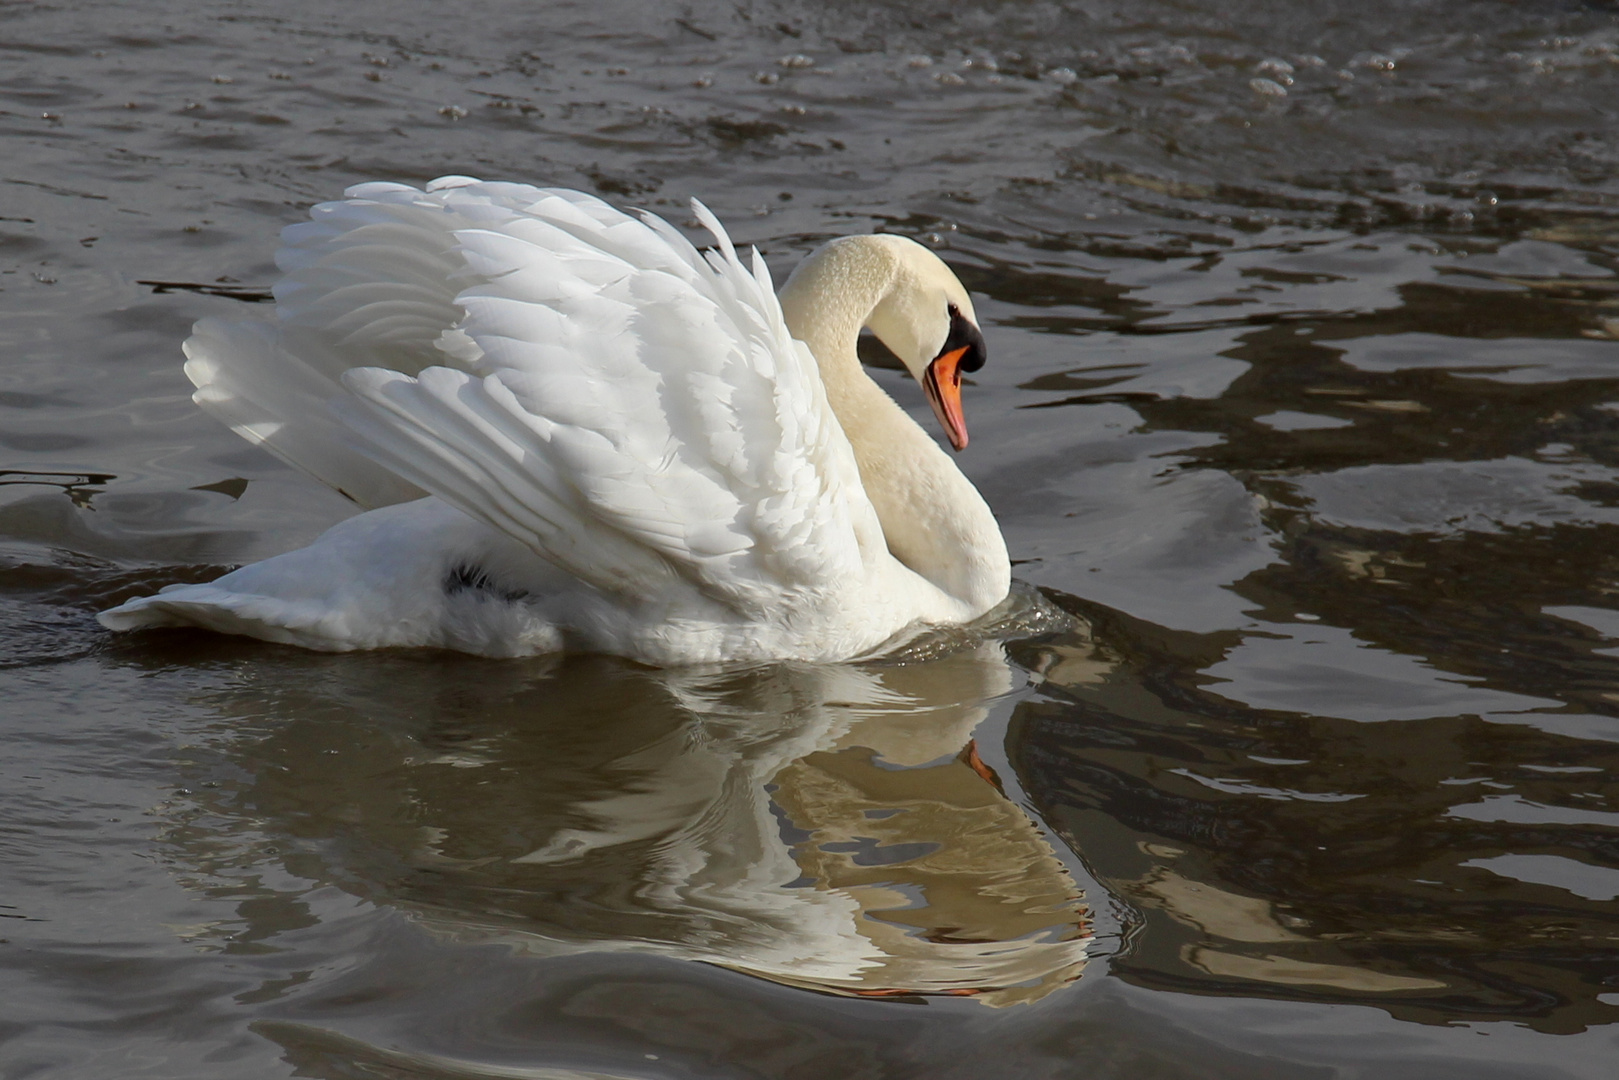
left=183, top=317, right=428, bottom=509
left=182, top=179, right=494, bottom=509
left=243, top=177, right=882, bottom=615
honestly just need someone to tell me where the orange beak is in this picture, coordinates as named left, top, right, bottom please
left=922, top=346, right=970, bottom=452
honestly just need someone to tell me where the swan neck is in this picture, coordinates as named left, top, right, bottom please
left=777, top=238, right=1010, bottom=617
left=777, top=237, right=897, bottom=382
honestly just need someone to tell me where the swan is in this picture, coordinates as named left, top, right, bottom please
left=99, top=176, right=1011, bottom=664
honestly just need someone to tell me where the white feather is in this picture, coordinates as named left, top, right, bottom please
left=100, top=178, right=1010, bottom=663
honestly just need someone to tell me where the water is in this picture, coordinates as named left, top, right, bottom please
left=3, top=1, right=1619, bottom=1076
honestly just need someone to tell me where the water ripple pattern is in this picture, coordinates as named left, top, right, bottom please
left=2, top=2, right=1618, bottom=1078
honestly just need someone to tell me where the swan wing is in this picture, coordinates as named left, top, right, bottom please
left=183, top=318, right=428, bottom=509
left=182, top=180, right=524, bottom=509
left=267, top=178, right=882, bottom=613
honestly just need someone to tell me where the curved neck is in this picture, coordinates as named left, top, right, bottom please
left=777, top=238, right=1009, bottom=615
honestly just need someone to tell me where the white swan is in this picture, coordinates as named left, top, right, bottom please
left=99, top=176, right=1011, bottom=664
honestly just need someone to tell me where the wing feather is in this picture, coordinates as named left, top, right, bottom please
left=190, top=177, right=879, bottom=613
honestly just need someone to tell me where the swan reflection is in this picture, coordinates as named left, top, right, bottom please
left=197, top=637, right=1090, bottom=1006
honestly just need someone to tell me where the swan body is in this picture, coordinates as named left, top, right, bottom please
left=99, top=177, right=1010, bottom=664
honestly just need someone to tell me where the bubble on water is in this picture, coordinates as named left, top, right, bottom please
left=1250, top=77, right=1288, bottom=97
left=778, top=54, right=814, bottom=69
left=1354, top=52, right=1397, bottom=71
left=1256, top=58, right=1295, bottom=83
left=438, top=105, right=468, bottom=120
left=907, top=55, right=933, bottom=69
left=1045, top=67, right=1078, bottom=86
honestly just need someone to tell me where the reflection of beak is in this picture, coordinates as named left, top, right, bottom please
left=923, top=346, right=971, bottom=452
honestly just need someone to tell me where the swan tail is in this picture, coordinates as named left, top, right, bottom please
left=98, top=499, right=569, bottom=656
left=97, top=584, right=366, bottom=650
left=98, top=582, right=562, bottom=657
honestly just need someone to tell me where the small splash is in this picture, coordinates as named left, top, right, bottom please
left=873, top=581, right=1076, bottom=664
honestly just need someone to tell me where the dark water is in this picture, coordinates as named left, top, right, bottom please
left=4, top=1, right=1619, bottom=1076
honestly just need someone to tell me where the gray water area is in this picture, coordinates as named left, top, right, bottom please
left=3, top=0, right=1619, bottom=1076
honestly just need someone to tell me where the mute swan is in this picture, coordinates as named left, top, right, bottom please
left=99, top=177, right=1011, bottom=664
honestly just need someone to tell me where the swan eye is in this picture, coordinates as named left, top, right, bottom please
left=941, top=303, right=987, bottom=373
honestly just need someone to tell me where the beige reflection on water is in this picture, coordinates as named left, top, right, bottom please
left=196, top=640, right=1091, bottom=1006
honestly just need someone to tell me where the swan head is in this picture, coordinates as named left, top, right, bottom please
left=779, top=234, right=987, bottom=452
left=861, top=236, right=987, bottom=452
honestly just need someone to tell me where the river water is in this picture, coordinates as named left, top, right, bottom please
left=3, top=1, right=1619, bottom=1077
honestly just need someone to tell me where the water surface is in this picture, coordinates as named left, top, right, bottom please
left=3, top=1, right=1619, bottom=1076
